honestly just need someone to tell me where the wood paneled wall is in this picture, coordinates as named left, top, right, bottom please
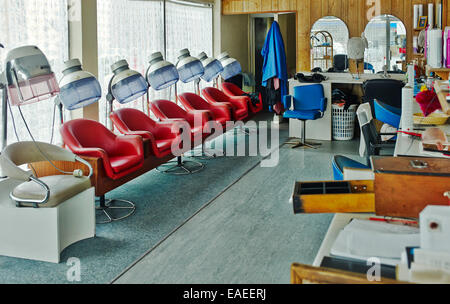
left=222, top=0, right=448, bottom=71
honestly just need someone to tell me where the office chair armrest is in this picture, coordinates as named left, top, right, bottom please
left=283, top=95, right=292, bottom=109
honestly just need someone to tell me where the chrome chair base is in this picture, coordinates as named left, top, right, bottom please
left=286, top=139, right=322, bottom=150
left=185, top=144, right=225, bottom=160
left=156, top=156, right=205, bottom=175
left=96, top=197, right=136, bottom=224
left=288, top=120, right=322, bottom=149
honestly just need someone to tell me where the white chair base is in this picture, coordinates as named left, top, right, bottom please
left=0, top=178, right=95, bottom=263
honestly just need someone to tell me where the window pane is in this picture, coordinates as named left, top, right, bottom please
left=97, top=0, right=164, bottom=125
left=165, top=1, right=213, bottom=95
left=0, top=0, right=68, bottom=145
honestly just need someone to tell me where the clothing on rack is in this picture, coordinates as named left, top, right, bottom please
left=261, top=21, right=288, bottom=113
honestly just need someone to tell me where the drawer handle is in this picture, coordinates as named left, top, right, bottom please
left=410, top=160, right=428, bottom=169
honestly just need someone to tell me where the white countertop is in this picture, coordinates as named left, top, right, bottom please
left=394, top=124, right=450, bottom=157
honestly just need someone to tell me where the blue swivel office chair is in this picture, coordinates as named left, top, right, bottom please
left=332, top=103, right=395, bottom=180
left=283, top=84, right=327, bottom=149
left=373, top=99, right=401, bottom=129
left=362, top=79, right=404, bottom=129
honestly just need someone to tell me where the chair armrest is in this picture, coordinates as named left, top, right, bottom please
left=228, top=96, right=249, bottom=111
left=0, top=154, right=33, bottom=181
left=149, top=124, right=179, bottom=140
left=210, top=104, right=232, bottom=121
left=9, top=175, right=51, bottom=207
left=283, top=95, right=292, bottom=109
left=69, top=146, right=108, bottom=160
left=189, top=110, right=213, bottom=124
left=74, top=156, right=94, bottom=178
left=114, top=135, right=144, bottom=157
left=121, top=130, right=154, bottom=140
left=320, top=98, right=327, bottom=113
left=157, top=121, right=184, bottom=136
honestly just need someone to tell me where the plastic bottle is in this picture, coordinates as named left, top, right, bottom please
left=447, top=30, right=450, bottom=68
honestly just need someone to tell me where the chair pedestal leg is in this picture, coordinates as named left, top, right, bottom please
left=156, top=156, right=205, bottom=175
left=96, top=196, right=136, bottom=224
left=286, top=120, right=322, bottom=149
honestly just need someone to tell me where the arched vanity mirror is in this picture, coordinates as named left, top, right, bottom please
left=364, top=14, right=407, bottom=73
left=310, top=16, right=349, bottom=71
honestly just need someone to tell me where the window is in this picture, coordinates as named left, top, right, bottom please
left=97, top=0, right=165, bottom=125
left=97, top=0, right=214, bottom=123
left=165, top=1, right=213, bottom=94
left=0, top=0, right=69, bottom=145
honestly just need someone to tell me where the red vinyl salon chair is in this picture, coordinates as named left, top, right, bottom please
left=150, top=99, right=209, bottom=174
left=178, top=93, right=233, bottom=158
left=110, top=108, right=182, bottom=159
left=61, top=119, right=144, bottom=223
left=178, top=93, right=232, bottom=131
left=221, top=82, right=263, bottom=114
left=202, top=87, right=248, bottom=122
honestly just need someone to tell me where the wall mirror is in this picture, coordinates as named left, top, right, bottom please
left=364, top=14, right=407, bottom=73
left=310, top=16, right=349, bottom=71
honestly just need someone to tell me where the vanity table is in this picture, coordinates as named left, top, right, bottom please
left=288, top=72, right=406, bottom=141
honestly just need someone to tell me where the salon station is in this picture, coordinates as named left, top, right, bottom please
left=0, top=0, right=449, bottom=286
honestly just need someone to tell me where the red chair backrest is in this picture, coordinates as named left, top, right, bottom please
left=222, top=82, right=245, bottom=96
left=151, top=100, right=187, bottom=119
left=178, top=93, right=211, bottom=111
left=111, top=108, right=157, bottom=134
left=202, top=87, right=230, bottom=103
left=61, top=119, right=117, bottom=155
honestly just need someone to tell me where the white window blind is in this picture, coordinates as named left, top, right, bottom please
left=0, top=0, right=68, bottom=145
left=97, top=0, right=165, bottom=125
left=165, top=1, right=213, bottom=94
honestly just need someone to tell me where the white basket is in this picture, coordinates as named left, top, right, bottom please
left=332, top=104, right=358, bottom=141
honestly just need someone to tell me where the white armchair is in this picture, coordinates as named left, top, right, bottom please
left=0, top=141, right=95, bottom=263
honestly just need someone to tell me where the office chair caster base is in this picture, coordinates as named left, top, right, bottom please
left=286, top=139, right=322, bottom=150
left=96, top=198, right=136, bottom=224
left=156, top=157, right=205, bottom=175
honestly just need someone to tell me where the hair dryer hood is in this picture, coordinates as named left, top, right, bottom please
left=4, top=45, right=59, bottom=106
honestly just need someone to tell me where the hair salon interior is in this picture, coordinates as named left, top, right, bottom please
left=0, top=0, right=450, bottom=286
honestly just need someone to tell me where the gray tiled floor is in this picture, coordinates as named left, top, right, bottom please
left=114, top=139, right=363, bottom=284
